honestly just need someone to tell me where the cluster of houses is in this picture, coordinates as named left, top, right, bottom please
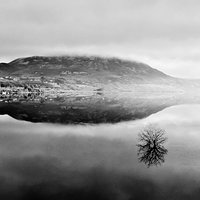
left=0, top=78, right=43, bottom=98
left=0, top=91, right=46, bottom=103
left=0, top=85, right=42, bottom=96
left=0, top=75, right=63, bottom=101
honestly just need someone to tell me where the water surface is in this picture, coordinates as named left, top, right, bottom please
left=0, top=104, right=200, bottom=199
left=0, top=105, right=200, bottom=200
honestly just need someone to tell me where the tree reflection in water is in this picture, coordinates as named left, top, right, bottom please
left=137, top=124, right=168, bottom=167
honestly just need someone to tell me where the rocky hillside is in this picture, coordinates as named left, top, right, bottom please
left=0, top=55, right=199, bottom=93
left=1, top=56, right=170, bottom=82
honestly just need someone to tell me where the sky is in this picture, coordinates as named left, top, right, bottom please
left=1, top=0, right=200, bottom=78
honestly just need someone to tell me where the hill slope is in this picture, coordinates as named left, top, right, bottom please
left=0, top=55, right=199, bottom=93
left=1, top=56, right=170, bottom=82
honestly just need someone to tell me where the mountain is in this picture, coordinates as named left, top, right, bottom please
left=7, top=56, right=168, bottom=80
left=1, top=55, right=200, bottom=92
left=0, top=55, right=188, bottom=92
left=0, top=55, right=171, bottom=81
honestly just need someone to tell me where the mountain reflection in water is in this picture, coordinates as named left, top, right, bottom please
left=1, top=92, right=200, bottom=124
left=0, top=105, right=200, bottom=199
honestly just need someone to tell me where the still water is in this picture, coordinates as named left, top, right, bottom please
left=0, top=104, right=200, bottom=199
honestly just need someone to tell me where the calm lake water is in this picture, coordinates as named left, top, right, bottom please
left=0, top=104, right=200, bottom=199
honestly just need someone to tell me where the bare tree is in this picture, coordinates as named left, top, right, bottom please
left=137, top=124, right=168, bottom=167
